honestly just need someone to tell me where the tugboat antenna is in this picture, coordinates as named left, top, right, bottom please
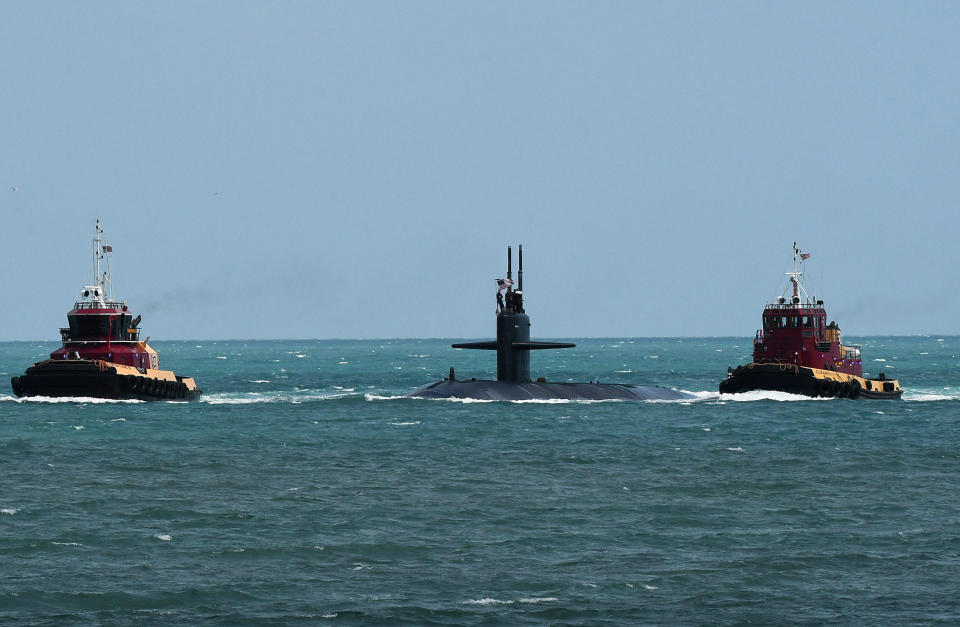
left=785, top=241, right=811, bottom=303
left=93, top=219, right=102, bottom=290
left=105, top=241, right=113, bottom=301
left=518, top=245, right=523, bottom=292
left=91, top=220, right=115, bottom=302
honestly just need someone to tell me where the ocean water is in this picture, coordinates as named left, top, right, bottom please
left=1, top=336, right=958, bottom=625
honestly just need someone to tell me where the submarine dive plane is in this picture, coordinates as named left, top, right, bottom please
left=719, top=243, right=902, bottom=399
left=408, top=246, right=691, bottom=401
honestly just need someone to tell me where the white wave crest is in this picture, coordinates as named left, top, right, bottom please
left=904, top=392, right=960, bottom=402
left=204, top=391, right=359, bottom=404
left=364, top=393, right=408, bottom=401
left=153, top=534, right=172, bottom=542
left=436, top=396, right=496, bottom=403
left=390, top=421, right=421, bottom=426
left=1, top=508, right=19, bottom=515
left=511, top=398, right=622, bottom=404
left=464, top=597, right=557, bottom=606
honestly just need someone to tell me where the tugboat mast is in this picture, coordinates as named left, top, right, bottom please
left=92, top=219, right=114, bottom=301
left=93, top=219, right=102, bottom=293
left=785, top=241, right=810, bottom=304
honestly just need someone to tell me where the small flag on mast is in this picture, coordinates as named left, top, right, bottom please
left=103, top=245, right=113, bottom=252
left=496, top=278, right=514, bottom=291
left=800, top=253, right=811, bottom=260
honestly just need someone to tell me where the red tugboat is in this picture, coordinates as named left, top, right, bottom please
left=719, top=243, right=902, bottom=399
left=10, top=221, right=202, bottom=401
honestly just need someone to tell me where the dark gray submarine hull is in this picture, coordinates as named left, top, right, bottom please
left=408, top=379, right=692, bottom=401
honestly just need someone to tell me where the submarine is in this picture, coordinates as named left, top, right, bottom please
left=408, top=246, right=691, bottom=401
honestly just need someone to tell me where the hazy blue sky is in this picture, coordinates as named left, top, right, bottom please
left=3, top=2, right=958, bottom=340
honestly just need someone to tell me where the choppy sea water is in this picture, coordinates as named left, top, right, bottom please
left=1, top=336, right=958, bottom=625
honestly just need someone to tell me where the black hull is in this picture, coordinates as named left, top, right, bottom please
left=408, top=379, right=692, bottom=401
left=11, top=360, right=202, bottom=401
left=719, top=364, right=902, bottom=400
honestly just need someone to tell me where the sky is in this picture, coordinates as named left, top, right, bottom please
left=2, top=1, right=959, bottom=340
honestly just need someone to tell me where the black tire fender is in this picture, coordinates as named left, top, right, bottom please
left=849, top=379, right=861, bottom=399
left=824, top=379, right=835, bottom=397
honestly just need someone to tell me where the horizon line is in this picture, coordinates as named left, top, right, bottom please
left=1, top=333, right=956, bottom=343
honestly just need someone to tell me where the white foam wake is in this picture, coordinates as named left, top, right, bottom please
left=364, top=393, right=409, bottom=401
left=203, top=391, right=359, bottom=404
left=903, top=391, right=960, bottom=402
left=717, top=390, right=829, bottom=402
left=463, top=597, right=558, bottom=605
left=0, top=395, right=143, bottom=404
left=510, top=398, right=622, bottom=404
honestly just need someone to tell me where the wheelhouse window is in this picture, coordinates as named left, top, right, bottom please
left=68, top=314, right=132, bottom=339
left=69, top=315, right=110, bottom=338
